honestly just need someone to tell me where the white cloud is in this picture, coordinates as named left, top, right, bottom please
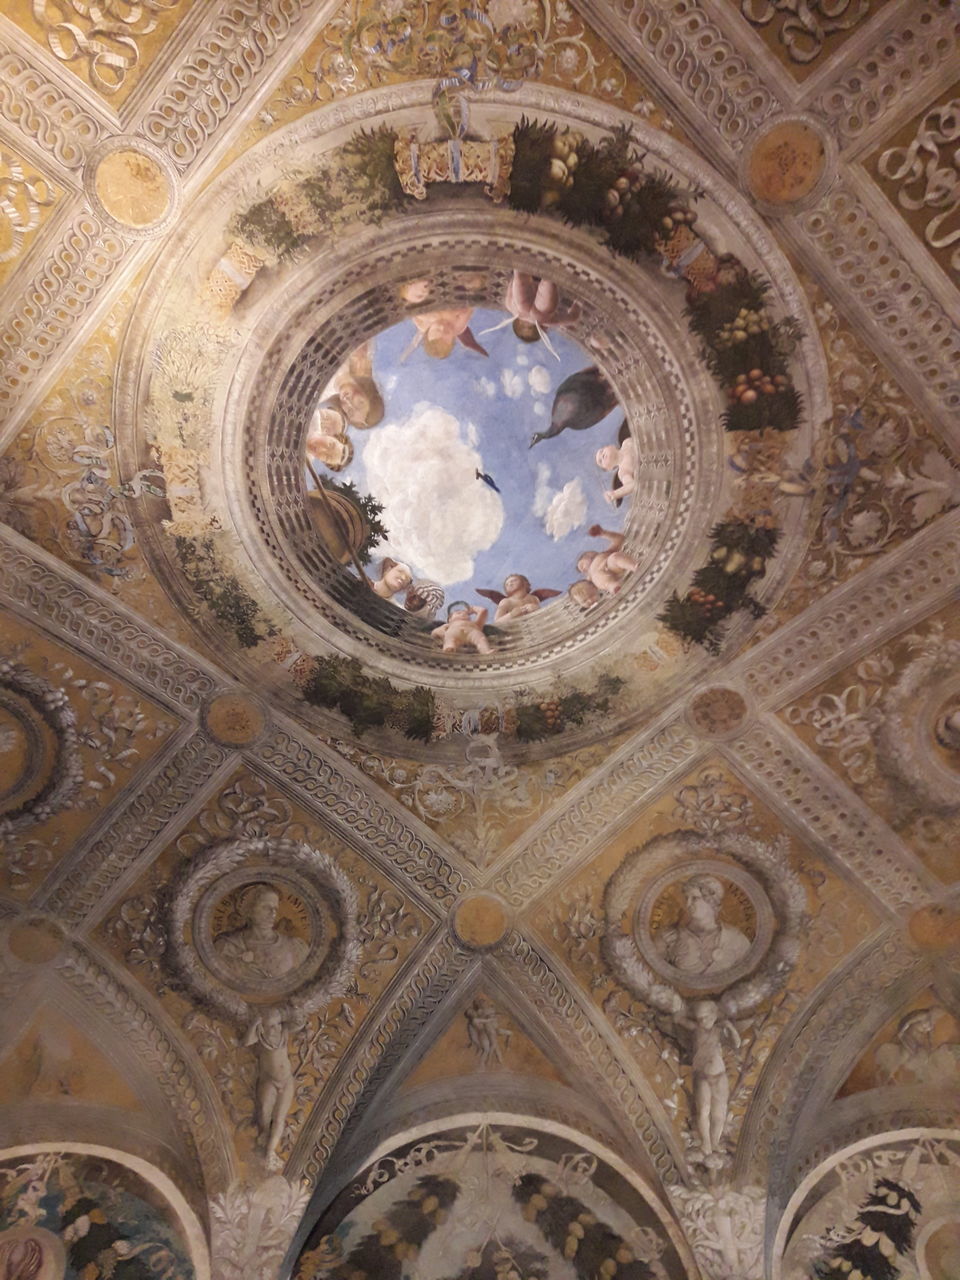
left=383, top=373, right=399, bottom=394
left=501, top=368, right=525, bottom=399
left=516, top=353, right=529, bottom=366
left=529, top=364, right=551, bottom=395
left=533, top=400, right=547, bottom=417
left=544, top=478, right=587, bottom=541
left=474, top=376, right=496, bottom=398
left=532, top=462, right=553, bottom=518
left=361, top=405, right=502, bottom=585
left=466, top=421, right=478, bottom=446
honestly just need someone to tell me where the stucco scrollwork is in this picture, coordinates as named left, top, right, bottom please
left=739, top=0, right=870, bottom=63
left=170, top=837, right=360, bottom=1025
left=878, top=99, right=960, bottom=276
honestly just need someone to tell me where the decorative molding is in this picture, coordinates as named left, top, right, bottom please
left=736, top=927, right=924, bottom=1194
left=252, top=726, right=468, bottom=908
left=0, top=526, right=218, bottom=713
left=0, top=210, right=127, bottom=422
left=876, top=95, right=960, bottom=278
left=491, top=721, right=702, bottom=908
left=138, top=0, right=339, bottom=169
left=806, top=2, right=960, bottom=155
left=0, top=44, right=108, bottom=172
left=580, top=0, right=779, bottom=157
left=289, top=932, right=471, bottom=1183
left=501, top=932, right=683, bottom=1186
left=730, top=508, right=960, bottom=709
left=55, top=941, right=237, bottom=1194
left=727, top=715, right=933, bottom=914
left=792, top=172, right=960, bottom=433
left=39, top=731, right=229, bottom=928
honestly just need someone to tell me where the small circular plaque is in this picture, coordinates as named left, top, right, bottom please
left=451, top=892, right=511, bottom=950
left=94, top=149, right=171, bottom=228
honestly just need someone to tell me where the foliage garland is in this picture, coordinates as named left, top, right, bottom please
left=512, top=1173, right=655, bottom=1280
left=809, top=1178, right=921, bottom=1280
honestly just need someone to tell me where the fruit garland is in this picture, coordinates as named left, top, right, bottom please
left=514, top=673, right=625, bottom=742
left=506, top=119, right=802, bottom=434
left=810, top=1178, right=921, bottom=1280
left=443, top=1236, right=550, bottom=1280
left=513, top=1173, right=656, bottom=1280
left=320, top=1175, right=459, bottom=1280
left=656, top=518, right=781, bottom=655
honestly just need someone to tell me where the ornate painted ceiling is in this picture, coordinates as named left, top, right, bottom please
left=0, top=1, right=958, bottom=1278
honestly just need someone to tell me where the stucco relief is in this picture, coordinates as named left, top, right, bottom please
left=785, top=611, right=960, bottom=882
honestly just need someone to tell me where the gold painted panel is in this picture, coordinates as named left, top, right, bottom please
left=0, top=612, right=177, bottom=899
left=1, top=281, right=222, bottom=656
left=782, top=604, right=960, bottom=882
left=400, top=992, right=566, bottom=1093
left=0, top=1008, right=143, bottom=1110
left=5, top=0, right=197, bottom=105
left=730, top=0, right=894, bottom=81
left=0, top=150, right=61, bottom=288
left=746, top=277, right=960, bottom=643
left=869, top=82, right=960, bottom=283
left=331, top=730, right=631, bottom=869
left=97, top=768, right=432, bottom=1173
left=530, top=760, right=879, bottom=1161
left=232, top=0, right=674, bottom=162
left=839, top=987, right=960, bottom=1097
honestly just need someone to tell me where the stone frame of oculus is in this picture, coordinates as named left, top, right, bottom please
left=170, top=837, right=360, bottom=1023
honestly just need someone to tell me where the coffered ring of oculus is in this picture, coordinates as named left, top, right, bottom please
left=118, top=86, right=828, bottom=743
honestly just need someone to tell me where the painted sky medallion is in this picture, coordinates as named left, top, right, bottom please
left=304, top=272, right=640, bottom=654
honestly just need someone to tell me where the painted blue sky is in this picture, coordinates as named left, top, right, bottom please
left=313, top=307, right=627, bottom=604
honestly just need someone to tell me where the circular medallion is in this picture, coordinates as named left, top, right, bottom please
left=6, top=916, right=66, bottom=965
left=876, top=645, right=960, bottom=813
left=933, top=696, right=960, bottom=766
left=85, top=137, right=181, bottom=239
left=170, top=838, right=360, bottom=1021
left=603, top=829, right=806, bottom=1016
left=635, top=859, right=774, bottom=993
left=201, top=691, right=267, bottom=747
left=451, top=892, right=511, bottom=950
left=688, top=686, right=749, bottom=737
left=0, top=658, right=82, bottom=834
left=743, top=116, right=833, bottom=213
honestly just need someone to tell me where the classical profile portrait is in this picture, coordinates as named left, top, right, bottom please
left=213, top=882, right=310, bottom=984
left=653, top=872, right=751, bottom=978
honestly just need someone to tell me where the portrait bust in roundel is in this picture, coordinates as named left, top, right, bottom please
left=654, top=872, right=751, bottom=978
left=213, top=882, right=309, bottom=985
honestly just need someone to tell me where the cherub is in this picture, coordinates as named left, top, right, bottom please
left=372, top=557, right=412, bottom=601
left=432, top=602, right=492, bottom=654
left=481, top=270, right=582, bottom=359
left=672, top=1000, right=741, bottom=1162
left=596, top=422, right=638, bottom=505
left=243, top=1008, right=295, bottom=1170
left=476, top=573, right=560, bottom=623
left=402, top=308, right=488, bottom=361
left=576, top=525, right=638, bottom=595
